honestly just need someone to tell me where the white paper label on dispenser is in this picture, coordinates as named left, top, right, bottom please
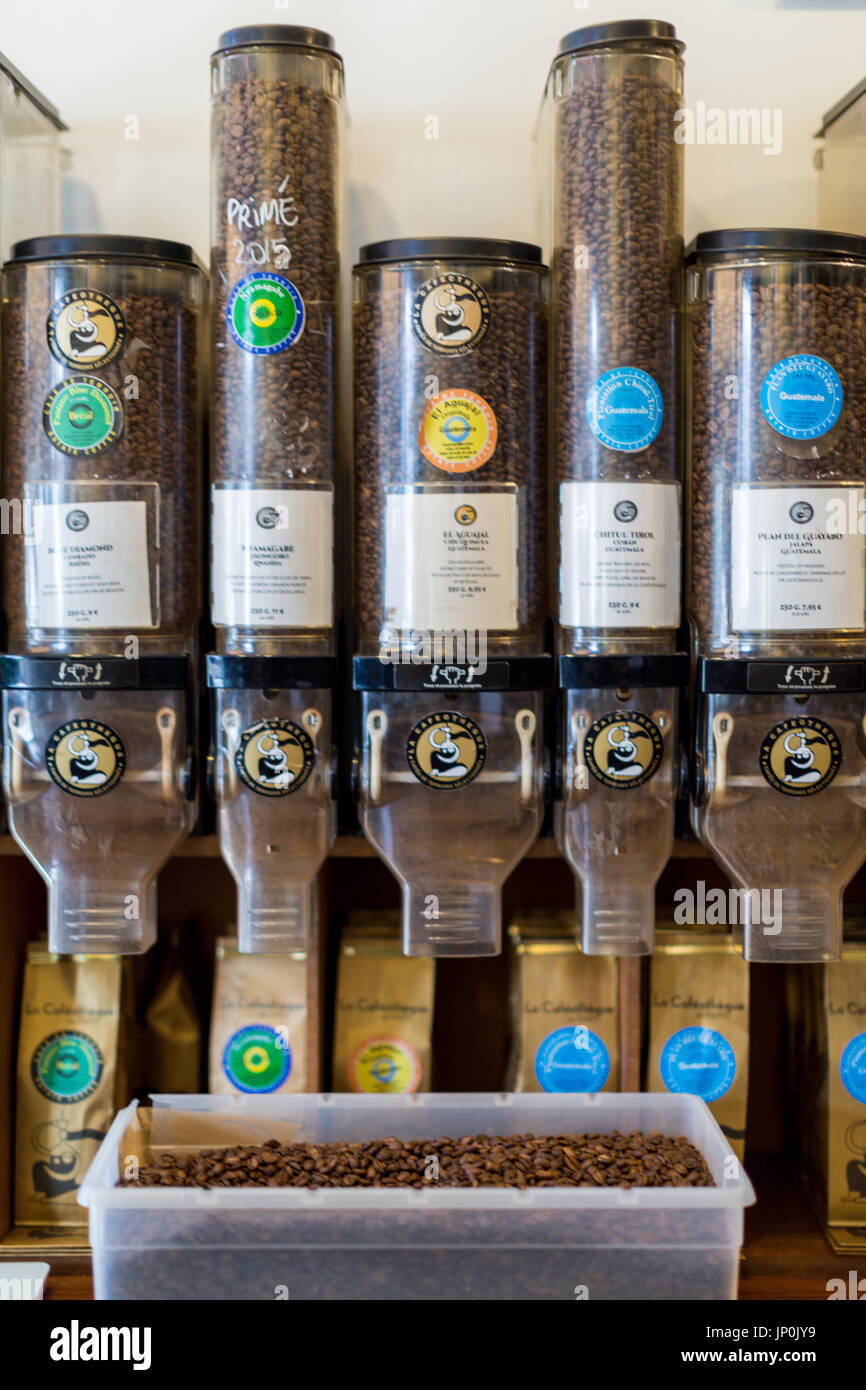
left=559, top=481, right=680, bottom=628
left=385, top=489, right=519, bottom=631
left=212, top=486, right=333, bottom=628
left=731, top=484, right=866, bottom=631
left=28, top=499, right=153, bottom=629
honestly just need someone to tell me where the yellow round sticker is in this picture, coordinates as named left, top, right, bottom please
left=419, top=389, right=497, bottom=472
left=348, top=1036, right=422, bottom=1093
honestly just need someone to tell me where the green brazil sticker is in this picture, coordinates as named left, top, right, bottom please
left=43, top=375, right=123, bottom=456
left=227, top=272, right=305, bottom=354
left=31, top=1030, right=104, bottom=1103
left=222, top=1024, right=290, bottom=1093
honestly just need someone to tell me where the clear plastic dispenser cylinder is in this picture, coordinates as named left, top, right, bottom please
left=353, top=238, right=548, bottom=956
left=544, top=20, right=685, bottom=955
left=687, top=229, right=866, bottom=962
left=208, top=26, right=344, bottom=952
left=0, top=235, right=205, bottom=954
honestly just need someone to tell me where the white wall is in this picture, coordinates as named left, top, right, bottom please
left=4, top=0, right=866, bottom=260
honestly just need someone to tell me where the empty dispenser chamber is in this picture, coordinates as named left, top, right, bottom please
left=353, top=238, right=549, bottom=956
left=0, top=234, right=205, bottom=953
left=688, top=229, right=866, bottom=962
left=543, top=20, right=686, bottom=955
left=208, top=25, right=344, bottom=952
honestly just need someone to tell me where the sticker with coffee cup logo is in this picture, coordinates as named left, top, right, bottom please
left=45, top=719, right=126, bottom=798
left=31, top=1030, right=104, bottom=1103
left=349, top=1036, right=422, bottom=1093
left=227, top=271, right=305, bottom=354
left=411, top=272, right=489, bottom=355
left=234, top=719, right=315, bottom=797
left=47, top=289, right=126, bottom=369
left=222, top=1024, right=291, bottom=1094
left=758, top=716, right=841, bottom=796
left=405, top=710, right=486, bottom=789
left=419, top=389, right=497, bottom=472
left=583, top=711, right=664, bottom=789
left=43, top=376, right=123, bottom=456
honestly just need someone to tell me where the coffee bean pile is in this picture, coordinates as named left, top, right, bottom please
left=353, top=261, right=548, bottom=653
left=551, top=57, right=683, bottom=647
left=121, top=1129, right=714, bottom=1189
left=210, top=64, right=342, bottom=489
left=688, top=270, right=866, bottom=654
left=2, top=268, right=204, bottom=652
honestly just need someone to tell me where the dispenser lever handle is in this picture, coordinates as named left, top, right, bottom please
left=516, top=709, right=536, bottom=802
left=366, top=709, right=387, bottom=803
left=7, top=705, right=32, bottom=800
left=157, top=707, right=177, bottom=802
left=712, top=710, right=734, bottom=798
left=220, top=708, right=241, bottom=798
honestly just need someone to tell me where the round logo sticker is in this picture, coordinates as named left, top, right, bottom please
left=227, top=272, right=305, bottom=354
left=419, top=389, right=497, bottom=472
left=583, top=711, right=664, bottom=790
left=840, top=1032, right=866, bottom=1104
left=758, top=716, right=841, bottom=797
left=411, top=273, right=490, bottom=355
left=45, top=719, right=126, bottom=798
left=760, top=354, right=843, bottom=440
left=660, top=1027, right=737, bottom=1104
left=234, top=720, right=315, bottom=797
left=406, top=710, right=486, bottom=790
left=43, top=375, right=123, bottom=456
left=586, top=367, right=664, bottom=452
left=31, top=1031, right=104, bottom=1103
left=222, top=1025, right=290, bottom=1094
left=534, top=1025, right=610, bottom=1094
left=348, top=1036, right=422, bottom=1093
left=47, top=289, right=126, bottom=369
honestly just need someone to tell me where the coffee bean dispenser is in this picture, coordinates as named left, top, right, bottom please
left=0, top=234, right=205, bottom=954
left=353, top=237, right=549, bottom=957
left=544, top=21, right=686, bottom=955
left=688, top=229, right=866, bottom=962
left=207, top=26, right=344, bottom=953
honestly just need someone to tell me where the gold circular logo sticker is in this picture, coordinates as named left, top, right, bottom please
left=412, top=273, right=489, bottom=355
left=455, top=504, right=477, bottom=525
left=349, top=1036, right=422, bottom=1093
left=419, top=389, right=497, bottom=473
left=45, top=719, right=126, bottom=798
left=759, top=716, right=841, bottom=797
left=584, top=711, right=664, bottom=790
left=47, top=289, right=126, bottom=369
left=235, top=719, right=315, bottom=797
left=406, top=710, right=486, bottom=789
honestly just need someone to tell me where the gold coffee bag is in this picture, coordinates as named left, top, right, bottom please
left=143, top=949, right=201, bottom=1094
left=332, top=915, right=435, bottom=1092
left=648, top=931, right=749, bottom=1159
left=15, top=946, right=122, bottom=1225
left=507, top=916, right=619, bottom=1093
left=209, top=938, right=308, bottom=1095
left=804, top=944, right=866, bottom=1229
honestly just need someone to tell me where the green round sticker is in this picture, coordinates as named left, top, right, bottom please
left=222, top=1024, right=290, bottom=1093
left=43, top=375, right=123, bottom=456
left=31, top=1031, right=104, bottom=1103
left=227, top=272, right=305, bottom=354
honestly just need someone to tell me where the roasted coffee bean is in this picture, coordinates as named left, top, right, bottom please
left=353, top=251, right=548, bottom=653
left=688, top=263, right=866, bottom=656
left=2, top=252, right=204, bottom=652
left=121, top=1129, right=714, bottom=1189
left=550, top=43, right=683, bottom=650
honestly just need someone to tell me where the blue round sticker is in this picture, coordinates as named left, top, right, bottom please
left=222, top=1024, right=291, bottom=1093
left=660, top=1027, right=736, bottom=1103
left=226, top=272, right=306, bottom=355
left=840, top=1032, right=866, bottom=1104
left=586, top=367, right=664, bottom=452
left=760, top=354, right=843, bottom=440
left=534, top=1025, right=610, bottom=1093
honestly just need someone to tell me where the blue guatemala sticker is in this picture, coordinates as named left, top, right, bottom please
left=534, top=1025, right=610, bottom=1093
left=760, top=354, right=843, bottom=440
left=660, top=1026, right=736, bottom=1104
left=585, top=367, right=664, bottom=452
left=840, top=1032, right=866, bottom=1104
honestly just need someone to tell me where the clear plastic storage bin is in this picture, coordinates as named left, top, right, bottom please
left=79, top=1091, right=754, bottom=1301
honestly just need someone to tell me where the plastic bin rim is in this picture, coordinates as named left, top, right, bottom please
left=686, top=227, right=866, bottom=262
left=78, top=1096, right=756, bottom=1213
